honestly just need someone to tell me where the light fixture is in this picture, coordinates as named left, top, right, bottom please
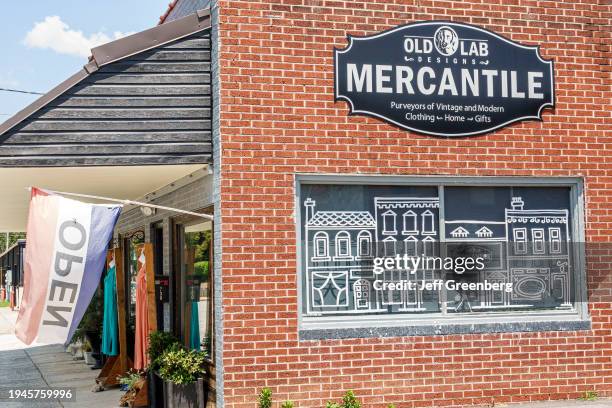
left=140, top=206, right=156, bottom=217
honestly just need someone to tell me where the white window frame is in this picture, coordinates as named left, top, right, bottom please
left=404, top=236, right=418, bottom=256
left=513, top=228, right=527, bottom=254
left=334, top=231, right=352, bottom=260
left=402, top=210, right=418, bottom=235
left=532, top=228, right=545, bottom=254
left=549, top=227, right=562, bottom=254
left=422, top=236, right=436, bottom=257
left=356, top=230, right=372, bottom=258
left=421, top=210, right=436, bottom=235
left=312, top=231, right=330, bottom=261
left=382, top=210, right=397, bottom=235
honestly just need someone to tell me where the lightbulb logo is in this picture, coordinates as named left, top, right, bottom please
left=433, top=26, right=459, bottom=56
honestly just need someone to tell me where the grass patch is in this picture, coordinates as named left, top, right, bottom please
left=579, top=390, right=598, bottom=401
left=0, top=300, right=9, bottom=307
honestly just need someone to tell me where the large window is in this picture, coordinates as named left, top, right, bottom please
left=175, top=218, right=214, bottom=356
left=298, top=176, right=587, bottom=335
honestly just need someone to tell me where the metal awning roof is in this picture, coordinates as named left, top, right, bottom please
left=0, top=9, right=211, bottom=137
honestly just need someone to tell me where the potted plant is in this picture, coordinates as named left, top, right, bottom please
left=147, top=331, right=179, bottom=408
left=117, top=370, right=145, bottom=407
left=83, top=341, right=96, bottom=365
left=80, top=291, right=104, bottom=368
left=158, top=344, right=207, bottom=408
left=69, top=336, right=84, bottom=360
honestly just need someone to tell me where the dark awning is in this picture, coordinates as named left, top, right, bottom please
left=0, top=9, right=212, bottom=167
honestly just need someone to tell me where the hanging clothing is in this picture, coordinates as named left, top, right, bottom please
left=189, top=301, right=201, bottom=350
left=101, top=263, right=119, bottom=356
left=134, top=262, right=150, bottom=370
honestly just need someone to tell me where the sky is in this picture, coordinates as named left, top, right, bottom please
left=0, top=0, right=169, bottom=120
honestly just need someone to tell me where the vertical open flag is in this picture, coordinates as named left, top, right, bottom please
left=15, top=188, right=122, bottom=345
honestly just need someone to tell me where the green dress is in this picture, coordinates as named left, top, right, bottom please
left=189, top=301, right=201, bottom=350
left=101, top=265, right=119, bottom=356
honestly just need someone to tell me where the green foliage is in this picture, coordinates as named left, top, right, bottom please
left=579, top=390, right=598, bottom=401
left=0, top=232, right=25, bottom=253
left=327, top=391, right=361, bottom=408
left=0, top=300, right=9, bottom=308
left=281, top=400, right=294, bottom=408
left=147, top=331, right=179, bottom=372
left=194, top=261, right=209, bottom=279
left=158, top=344, right=206, bottom=385
left=257, top=387, right=272, bottom=408
left=71, top=290, right=103, bottom=344
left=185, top=230, right=212, bottom=263
left=118, top=370, right=142, bottom=391
left=387, top=404, right=396, bottom=408
left=341, top=391, right=361, bottom=408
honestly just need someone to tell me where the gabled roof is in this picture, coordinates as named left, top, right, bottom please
left=450, top=226, right=469, bottom=237
left=0, top=9, right=211, bottom=137
left=475, top=226, right=494, bottom=237
left=307, top=211, right=376, bottom=228
left=159, top=0, right=211, bottom=24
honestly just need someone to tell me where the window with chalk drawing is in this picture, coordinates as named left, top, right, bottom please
left=299, top=182, right=579, bottom=321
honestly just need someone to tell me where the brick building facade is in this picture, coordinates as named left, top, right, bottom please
left=0, top=1, right=608, bottom=407
left=211, top=1, right=611, bottom=406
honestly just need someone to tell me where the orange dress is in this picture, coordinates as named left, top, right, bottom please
left=133, top=264, right=150, bottom=370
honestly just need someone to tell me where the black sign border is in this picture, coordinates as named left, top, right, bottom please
left=333, top=20, right=556, bottom=138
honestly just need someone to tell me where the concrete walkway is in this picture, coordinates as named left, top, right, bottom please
left=0, top=307, right=123, bottom=407
left=0, top=308, right=609, bottom=408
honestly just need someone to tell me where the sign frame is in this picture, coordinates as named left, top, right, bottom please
left=334, top=20, right=555, bottom=137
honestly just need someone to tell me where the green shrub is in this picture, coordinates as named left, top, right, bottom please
left=147, top=331, right=179, bottom=372
left=281, top=400, right=294, bottom=408
left=118, top=370, right=142, bottom=391
left=327, top=391, right=361, bottom=408
left=257, top=387, right=272, bottom=408
left=579, top=390, right=598, bottom=401
left=341, top=391, right=361, bottom=408
left=194, top=261, right=209, bottom=278
left=158, top=344, right=206, bottom=385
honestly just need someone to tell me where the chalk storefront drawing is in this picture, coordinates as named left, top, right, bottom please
left=300, top=184, right=573, bottom=317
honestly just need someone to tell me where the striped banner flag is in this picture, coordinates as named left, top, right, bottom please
left=15, top=188, right=122, bottom=345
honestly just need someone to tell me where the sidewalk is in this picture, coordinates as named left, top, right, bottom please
left=0, top=307, right=123, bottom=407
left=0, top=308, right=609, bottom=408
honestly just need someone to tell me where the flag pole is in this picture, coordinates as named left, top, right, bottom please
left=27, top=187, right=213, bottom=220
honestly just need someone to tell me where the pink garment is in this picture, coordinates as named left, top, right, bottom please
left=133, top=264, right=150, bottom=370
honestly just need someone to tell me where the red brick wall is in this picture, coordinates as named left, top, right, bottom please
left=216, top=1, right=612, bottom=406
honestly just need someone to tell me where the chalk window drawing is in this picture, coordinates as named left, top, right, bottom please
left=549, top=228, right=561, bottom=254
left=311, top=271, right=348, bottom=307
left=357, top=230, right=372, bottom=258
left=450, top=226, right=469, bottom=238
left=422, top=236, right=436, bottom=257
left=353, top=279, right=371, bottom=309
left=421, top=210, right=436, bottom=235
left=513, top=228, right=527, bottom=254
left=382, top=210, right=397, bottom=235
left=382, top=236, right=396, bottom=257
left=475, top=226, right=493, bottom=238
left=313, top=231, right=329, bottom=260
left=334, top=231, right=352, bottom=259
left=532, top=228, right=545, bottom=254
left=402, top=210, right=418, bottom=234
left=404, top=236, right=418, bottom=256
left=300, top=183, right=579, bottom=320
